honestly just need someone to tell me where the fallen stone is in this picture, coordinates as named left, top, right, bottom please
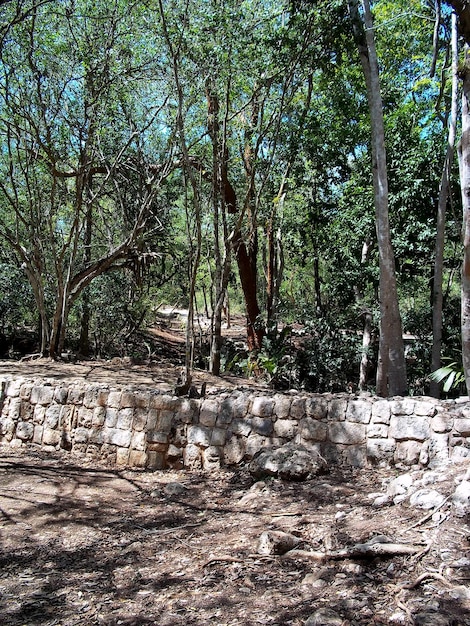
left=305, top=608, right=346, bottom=626
left=249, top=442, right=328, bottom=481
left=452, top=480, right=470, bottom=516
left=409, top=488, right=446, bottom=510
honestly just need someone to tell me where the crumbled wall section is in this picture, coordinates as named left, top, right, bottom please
left=1, top=376, right=470, bottom=470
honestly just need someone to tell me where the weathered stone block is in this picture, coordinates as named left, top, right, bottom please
left=200, top=400, right=218, bottom=427
left=92, top=406, right=106, bottom=427
left=31, top=385, right=55, bottom=406
left=67, top=386, right=85, bottom=405
left=33, top=424, right=43, bottom=444
left=371, top=400, right=391, bottom=424
left=8, top=397, right=21, bottom=420
left=210, top=427, right=227, bottom=447
left=250, top=417, right=274, bottom=436
left=389, top=415, right=430, bottom=441
left=305, top=397, right=328, bottom=420
left=183, top=444, right=202, bottom=469
left=45, top=404, right=61, bottom=429
left=146, top=450, right=167, bottom=469
left=216, top=398, right=235, bottom=424
left=328, top=421, right=365, bottom=445
left=394, top=440, right=423, bottom=465
left=33, top=405, right=45, bottom=425
left=230, top=418, right=252, bottom=437
left=6, top=380, right=22, bottom=398
left=1, top=416, right=16, bottom=437
left=131, top=430, right=146, bottom=451
left=346, top=400, right=372, bottom=424
left=428, top=433, right=450, bottom=467
left=432, top=412, right=453, bottom=433
left=454, top=418, right=470, bottom=437
left=175, top=398, right=198, bottom=424
left=88, top=427, right=104, bottom=445
left=367, top=423, right=388, bottom=439
left=42, top=425, right=60, bottom=446
left=366, top=438, right=395, bottom=463
left=298, top=417, right=327, bottom=442
left=251, top=397, right=274, bottom=417
left=146, top=430, right=168, bottom=444
left=77, top=407, right=93, bottom=428
left=83, top=387, right=100, bottom=409
left=223, top=434, right=245, bottom=465
left=132, top=408, right=147, bottom=431
left=274, top=395, right=292, bottom=419
left=157, top=410, right=173, bottom=433
left=414, top=400, right=438, bottom=417
left=103, top=427, right=131, bottom=448
left=16, top=421, right=34, bottom=441
left=73, top=427, right=90, bottom=444
left=274, top=419, right=298, bottom=438
left=290, top=397, right=306, bottom=419
left=116, top=447, right=129, bottom=466
left=129, top=449, right=147, bottom=467
left=20, top=383, right=33, bottom=401
left=187, top=424, right=211, bottom=447
left=96, top=390, right=109, bottom=407
left=342, top=444, right=367, bottom=467
left=390, top=399, right=415, bottom=416
left=54, top=386, right=69, bottom=404
left=107, top=391, right=122, bottom=408
left=120, top=391, right=136, bottom=408
left=202, top=446, right=222, bottom=470
left=329, top=399, right=347, bottom=421
left=105, top=408, right=118, bottom=428
left=149, top=394, right=178, bottom=410
left=245, top=433, right=269, bottom=459
left=117, top=408, right=134, bottom=430
left=134, top=392, right=150, bottom=409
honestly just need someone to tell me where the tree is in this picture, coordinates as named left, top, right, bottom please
left=349, top=0, right=407, bottom=396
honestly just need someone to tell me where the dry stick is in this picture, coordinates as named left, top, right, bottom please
left=401, top=571, right=450, bottom=590
left=203, top=554, right=276, bottom=568
left=282, top=542, right=424, bottom=562
left=404, top=495, right=451, bottom=532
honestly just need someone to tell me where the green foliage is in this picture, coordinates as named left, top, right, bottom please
left=430, top=360, right=466, bottom=394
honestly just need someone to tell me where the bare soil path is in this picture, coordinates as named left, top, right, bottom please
left=0, top=446, right=469, bottom=625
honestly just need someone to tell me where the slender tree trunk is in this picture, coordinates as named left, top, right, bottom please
left=350, top=0, right=407, bottom=396
left=431, top=14, right=458, bottom=397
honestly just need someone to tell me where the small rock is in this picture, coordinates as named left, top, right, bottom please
left=387, top=473, right=414, bottom=497
left=249, top=442, right=328, bottom=481
left=409, top=488, right=446, bottom=510
left=453, top=480, right=470, bottom=516
left=301, top=574, right=327, bottom=589
left=257, top=530, right=301, bottom=555
left=164, top=482, right=188, bottom=496
left=373, top=494, right=391, bottom=507
left=414, top=613, right=452, bottom=626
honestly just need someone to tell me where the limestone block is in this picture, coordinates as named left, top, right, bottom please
left=366, top=438, right=395, bottom=464
left=0, top=417, right=15, bottom=440
left=328, top=398, right=347, bottom=421
left=170, top=424, right=187, bottom=447
left=274, top=419, right=298, bottom=438
left=134, top=391, right=150, bottom=409
left=149, top=393, right=178, bottom=410
left=117, top=408, right=134, bottom=430
left=132, top=408, right=147, bottom=431
left=103, top=427, right=131, bottom=448
left=146, top=430, right=168, bottom=444
left=251, top=397, right=274, bottom=417
left=183, top=444, right=202, bottom=469
left=131, top=431, right=146, bottom=451
left=54, top=386, right=69, bottom=404
left=83, top=387, right=100, bottom=409
left=67, top=386, right=85, bottom=405
left=394, top=440, right=422, bottom=465
left=274, top=396, right=292, bottom=419
left=305, top=396, right=328, bottom=420
left=452, top=446, right=470, bottom=462
left=229, top=395, right=250, bottom=419
left=116, top=447, right=130, bottom=466
left=371, top=400, right=391, bottom=425
left=16, top=420, right=34, bottom=441
left=367, top=423, right=388, bottom=439
left=432, top=412, right=453, bottom=433
left=414, top=400, right=438, bottom=417
left=176, top=399, right=199, bottom=424
left=200, top=400, right=218, bottom=427
left=31, top=385, right=54, bottom=406
left=390, top=399, right=415, bottom=416
left=33, top=405, right=45, bottom=425
left=41, top=425, right=59, bottom=446
left=88, top=427, right=104, bottom=445
left=210, top=427, right=227, bottom=447
left=129, top=449, right=147, bottom=467
left=19, top=383, right=33, bottom=401
left=6, top=379, right=22, bottom=398
left=223, top=435, right=246, bottom=465
left=77, top=407, right=93, bottom=429
left=299, top=418, right=327, bottom=442
left=45, top=404, right=61, bottom=429
left=216, top=398, right=235, bottom=425
left=156, top=410, right=173, bottom=433
left=318, top=441, right=341, bottom=464
left=33, top=424, right=43, bottom=445
left=147, top=409, right=158, bottom=430
left=202, top=446, right=222, bottom=470
left=427, top=433, right=450, bottom=467
left=454, top=418, right=470, bottom=437
left=85, top=444, right=100, bottom=458
left=73, top=427, right=90, bottom=444
left=19, top=401, right=33, bottom=421
left=187, top=424, right=211, bottom=447
left=107, top=391, right=122, bottom=408
left=250, top=417, right=274, bottom=437
left=230, top=418, right=252, bottom=437
left=146, top=450, right=167, bottom=470
left=328, top=421, right=365, bottom=445
left=289, top=397, right=306, bottom=419
left=105, top=408, right=118, bottom=428
left=96, top=390, right=110, bottom=407
left=8, top=397, right=21, bottom=420
left=245, top=433, right=269, bottom=459
left=167, top=444, right=182, bottom=459
left=92, top=406, right=106, bottom=427
left=342, top=444, right=367, bottom=468
left=389, top=415, right=430, bottom=441
left=120, top=390, right=136, bottom=408
left=346, top=400, right=372, bottom=424
left=59, top=405, right=73, bottom=429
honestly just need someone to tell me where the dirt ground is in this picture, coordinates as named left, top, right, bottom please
left=0, top=445, right=470, bottom=626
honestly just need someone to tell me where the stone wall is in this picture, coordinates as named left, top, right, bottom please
left=1, top=376, right=470, bottom=470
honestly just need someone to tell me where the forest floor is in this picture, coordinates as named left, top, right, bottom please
left=0, top=315, right=470, bottom=625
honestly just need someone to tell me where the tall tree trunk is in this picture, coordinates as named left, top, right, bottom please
left=431, top=13, right=458, bottom=397
left=350, top=0, right=407, bottom=396
left=459, top=47, right=470, bottom=396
